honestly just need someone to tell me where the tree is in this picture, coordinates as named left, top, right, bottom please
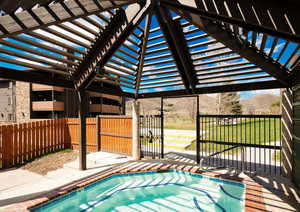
left=217, top=92, right=242, bottom=115
left=155, top=103, right=174, bottom=113
left=270, top=101, right=280, bottom=114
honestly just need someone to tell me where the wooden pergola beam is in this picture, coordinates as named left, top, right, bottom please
left=155, top=5, right=197, bottom=94
left=0, top=0, right=138, bottom=38
left=138, top=80, right=286, bottom=98
left=170, top=9, right=290, bottom=86
left=73, top=1, right=151, bottom=90
left=135, top=12, right=153, bottom=98
left=160, top=0, right=300, bottom=43
left=0, top=67, right=134, bottom=98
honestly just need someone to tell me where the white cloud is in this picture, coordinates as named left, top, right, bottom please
left=251, top=89, right=280, bottom=96
left=274, top=42, right=285, bottom=53
left=183, top=25, right=194, bottom=33
left=153, top=87, right=167, bottom=92
left=207, top=93, right=218, bottom=97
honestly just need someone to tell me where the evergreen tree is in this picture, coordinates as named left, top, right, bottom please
left=217, top=92, right=242, bottom=115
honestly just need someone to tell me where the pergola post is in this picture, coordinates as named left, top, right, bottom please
left=132, top=100, right=141, bottom=160
left=281, top=88, right=293, bottom=178
left=161, top=97, right=164, bottom=158
left=282, top=81, right=300, bottom=188
left=77, top=89, right=88, bottom=170
left=291, top=84, right=300, bottom=188
left=196, top=95, right=200, bottom=164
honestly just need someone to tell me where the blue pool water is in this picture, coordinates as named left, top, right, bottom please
left=31, top=170, right=245, bottom=212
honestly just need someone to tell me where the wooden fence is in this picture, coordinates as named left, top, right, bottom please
left=99, top=116, right=132, bottom=155
left=0, top=119, right=69, bottom=169
left=0, top=116, right=132, bottom=169
left=67, top=116, right=132, bottom=155
left=66, top=118, right=98, bottom=152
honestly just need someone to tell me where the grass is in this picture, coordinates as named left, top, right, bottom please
left=164, top=117, right=196, bottom=130
left=200, top=118, right=281, bottom=144
left=185, top=118, right=281, bottom=154
left=273, top=151, right=281, bottom=162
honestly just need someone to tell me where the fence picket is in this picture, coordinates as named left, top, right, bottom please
left=12, top=124, right=18, bottom=165
left=1, top=116, right=134, bottom=169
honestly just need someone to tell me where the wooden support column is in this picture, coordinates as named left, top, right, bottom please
left=161, top=97, right=164, bottom=158
left=196, top=95, right=200, bottom=164
left=77, top=89, right=88, bottom=170
left=132, top=101, right=141, bottom=160
left=281, top=88, right=293, bottom=178
left=292, top=84, right=300, bottom=188
left=282, top=82, right=300, bottom=188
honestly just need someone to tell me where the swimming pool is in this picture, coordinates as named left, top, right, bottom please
left=31, top=170, right=245, bottom=212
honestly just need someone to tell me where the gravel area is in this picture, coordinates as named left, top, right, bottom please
left=21, top=150, right=78, bottom=175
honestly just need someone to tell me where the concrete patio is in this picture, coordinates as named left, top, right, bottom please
left=0, top=152, right=131, bottom=208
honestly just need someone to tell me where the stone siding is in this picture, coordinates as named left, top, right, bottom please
left=0, top=81, right=15, bottom=122
left=15, top=81, right=31, bottom=122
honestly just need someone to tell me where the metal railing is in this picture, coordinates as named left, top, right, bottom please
left=197, top=114, right=282, bottom=175
left=140, top=115, right=163, bottom=159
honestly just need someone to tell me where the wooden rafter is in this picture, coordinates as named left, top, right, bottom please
left=138, top=80, right=285, bottom=98
left=0, top=0, right=138, bottom=38
left=160, top=0, right=300, bottom=43
left=135, top=11, right=153, bottom=98
left=155, top=5, right=197, bottom=94
left=0, top=67, right=134, bottom=97
left=170, top=9, right=290, bottom=86
left=73, top=0, right=151, bottom=90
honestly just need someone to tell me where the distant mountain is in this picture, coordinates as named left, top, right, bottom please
left=126, top=93, right=280, bottom=116
left=126, top=95, right=218, bottom=116
left=241, top=94, right=280, bottom=114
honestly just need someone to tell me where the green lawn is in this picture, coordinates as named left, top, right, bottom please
left=186, top=118, right=281, bottom=154
left=273, top=151, right=282, bottom=162
left=164, top=117, right=196, bottom=130
left=200, top=118, right=281, bottom=144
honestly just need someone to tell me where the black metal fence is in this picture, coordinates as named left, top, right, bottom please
left=197, top=114, right=282, bottom=175
left=140, top=115, right=163, bottom=159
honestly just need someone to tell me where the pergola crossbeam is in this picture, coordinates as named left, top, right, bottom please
left=0, top=67, right=134, bottom=97
left=138, top=80, right=285, bottom=98
left=170, top=9, right=290, bottom=86
left=160, top=0, right=300, bottom=43
left=0, top=0, right=138, bottom=39
left=72, top=1, right=151, bottom=90
left=155, top=5, right=197, bottom=94
left=135, top=12, right=153, bottom=98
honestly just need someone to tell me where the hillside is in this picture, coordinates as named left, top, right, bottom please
left=126, top=95, right=219, bottom=116
left=241, top=94, right=280, bottom=114
left=126, top=93, right=280, bottom=116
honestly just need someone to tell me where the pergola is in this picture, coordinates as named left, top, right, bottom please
left=0, top=0, right=299, bottom=173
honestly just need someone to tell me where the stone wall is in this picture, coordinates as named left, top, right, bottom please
left=0, top=81, right=15, bottom=122
left=15, top=81, right=31, bottom=122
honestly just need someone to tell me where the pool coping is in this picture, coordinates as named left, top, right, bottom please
left=1, top=162, right=266, bottom=212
